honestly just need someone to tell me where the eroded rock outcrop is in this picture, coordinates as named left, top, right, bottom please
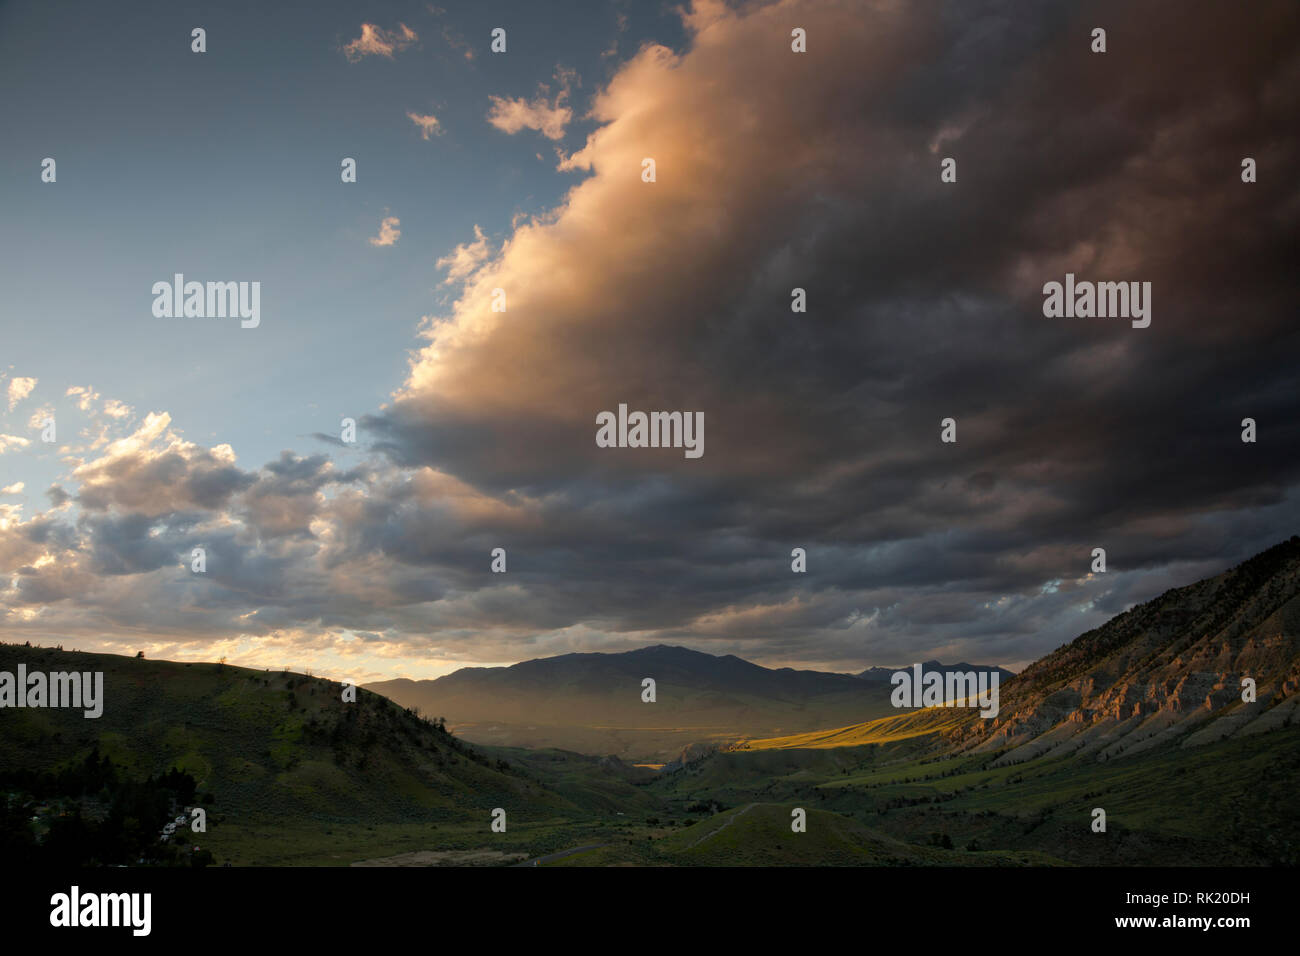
left=945, top=537, right=1300, bottom=762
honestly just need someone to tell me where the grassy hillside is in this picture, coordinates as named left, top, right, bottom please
left=6, top=641, right=1293, bottom=865
left=0, top=643, right=571, bottom=829
left=530, top=803, right=1059, bottom=867
left=645, top=718, right=1300, bottom=865
left=654, top=803, right=934, bottom=866
left=736, top=707, right=969, bottom=751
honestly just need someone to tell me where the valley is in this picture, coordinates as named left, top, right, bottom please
left=4, top=537, right=1299, bottom=867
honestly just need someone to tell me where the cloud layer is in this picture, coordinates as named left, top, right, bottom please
left=3, top=0, right=1298, bottom=680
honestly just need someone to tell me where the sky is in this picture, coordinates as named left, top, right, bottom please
left=0, top=0, right=1297, bottom=683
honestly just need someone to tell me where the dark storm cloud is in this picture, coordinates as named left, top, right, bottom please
left=2, top=0, right=1296, bottom=673
left=359, top=0, right=1300, bottom=665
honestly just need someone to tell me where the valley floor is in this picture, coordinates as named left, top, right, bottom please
left=196, top=721, right=1300, bottom=866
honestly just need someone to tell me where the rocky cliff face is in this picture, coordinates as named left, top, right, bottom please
left=944, top=537, right=1300, bottom=765
left=661, top=741, right=719, bottom=773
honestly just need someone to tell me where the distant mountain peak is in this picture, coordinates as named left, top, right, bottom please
left=365, top=642, right=897, bottom=759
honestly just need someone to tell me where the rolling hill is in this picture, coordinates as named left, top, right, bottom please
left=0, top=644, right=571, bottom=827
left=641, top=538, right=1300, bottom=865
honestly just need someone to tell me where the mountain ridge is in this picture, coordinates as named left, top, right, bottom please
left=366, top=644, right=1015, bottom=759
left=739, top=537, right=1300, bottom=762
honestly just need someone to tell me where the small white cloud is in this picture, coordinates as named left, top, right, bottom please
left=369, top=216, right=401, bottom=247
left=487, top=96, right=572, bottom=141
left=0, top=433, right=31, bottom=454
left=0, top=482, right=23, bottom=494
left=7, top=376, right=36, bottom=411
left=27, top=405, right=54, bottom=430
left=66, top=385, right=100, bottom=411
left=435, top=225, right=490, bottom=284
left=343, top=23, right=417, bottom=62
left=486, top=70, right=577, bottom=142
left=407, top=112, right=442, bottom=140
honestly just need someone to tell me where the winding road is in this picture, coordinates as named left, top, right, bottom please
left=685, top=802, right=756, bottom=849
left=513, top=843, right=609, bottom=866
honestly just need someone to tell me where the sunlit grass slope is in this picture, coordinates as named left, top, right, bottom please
left=736, top=706, right=972, bottom=750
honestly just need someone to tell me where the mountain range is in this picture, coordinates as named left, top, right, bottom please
left=366, top=644, right=1002, bottom=759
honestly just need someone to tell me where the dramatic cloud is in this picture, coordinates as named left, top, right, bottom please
left=72, top=413, right=253, bottom=517
left=362, top=0, right=1300, bottom=667
left=1, top=0, right=1296, bottom=678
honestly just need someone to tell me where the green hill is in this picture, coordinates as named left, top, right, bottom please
left=656, top=803, right=906, bottom=865
left=651, top=802, right=1050, bottom=866
left=0, top=643, right=571, bottom=828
